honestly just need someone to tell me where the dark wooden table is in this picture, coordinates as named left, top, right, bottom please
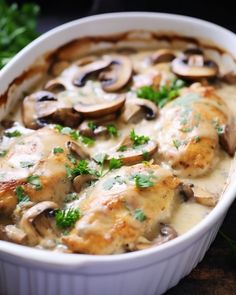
left=39, top=16, right=236, bottom=295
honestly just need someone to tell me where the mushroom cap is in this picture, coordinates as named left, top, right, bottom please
left=192, top=186, right=217, bottom=207
left=150, top=49, right=176, bottom=64
left=20, top=201, right=59, bottom=246
left=108, top=138, right=158, bottom=165
left=99, top=55, right=133, bottom=92
left=22, top=91, right=82, bottom=129
left=154, top=223, right=178, bottom=246
left=73, top=59, right=112, bottom=87
left=73, top=94, right=125, bottom=118
left=219, top=122, right=236, bottom=156
left=171, top=55, right=218, bottom=80
left=67, top=141, right=90, bottom=159
left=73, top=174, right=97, bottom=193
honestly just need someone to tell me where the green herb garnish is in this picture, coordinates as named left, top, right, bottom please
left=20, top=161, right=34, bottom=168
left=173, top=139, right=182, bottom=150
left=117, top=145, right=128, bottom=152
left=107, top=124, right=118, bottom=137
left=53, top=147, right=64, bottom=154
left=134, top=208, right=147, bottom=222
left=133, top=173, right=155, bottom=188
left=0, top=150, right=7, bottom=157
left=109, top=158, right=122, bottom=170
left=54, top=125, right=94, bottom=146
left=137, top=79, right=185, bottom=108
left=130, top=129, right=150, bottom=147
left=27, top=175, right=42, bottom=190
left=0, top=1, right=40, bottom=69
left=15, top=186, right=30, bottom=203
left=142, top=151, right=150, bottom=161
left=194, top=136, right=201, bottom=143
left=4, top=130, right=22, bottom=138
left=55, top=208, right=80, bottom=229
left=88, top=121, right=97, bottom=131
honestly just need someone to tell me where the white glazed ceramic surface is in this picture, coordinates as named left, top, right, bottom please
left=0, top=12, right=236, bottom=295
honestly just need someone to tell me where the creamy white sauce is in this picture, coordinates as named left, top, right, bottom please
left=1, top=45, right=236, bottom=250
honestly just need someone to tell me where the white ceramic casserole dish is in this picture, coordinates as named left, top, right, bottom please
left=0, top=12, right=236, bottom=295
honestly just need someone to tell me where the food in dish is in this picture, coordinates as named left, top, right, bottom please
left=1, top=32, right=236, bottom=254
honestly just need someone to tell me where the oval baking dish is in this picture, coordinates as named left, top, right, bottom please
left=1, top=12, right=236, bottom=295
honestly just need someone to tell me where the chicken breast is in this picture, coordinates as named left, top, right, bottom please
left=0, top=127, right=74, bottom=215
left=62, top=163, right=181, bottom=254
left=156, top=83, right=231, bottom=177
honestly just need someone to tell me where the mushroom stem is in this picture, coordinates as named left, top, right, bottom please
left=20, top=201, right=59, bottom=246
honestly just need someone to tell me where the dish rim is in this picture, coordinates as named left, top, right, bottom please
left=0, top=11, right=236, bottom=269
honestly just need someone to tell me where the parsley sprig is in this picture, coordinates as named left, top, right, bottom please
left=133, top=173, right=155, bottom=188
left=55, top=208, right=80, bottom=229
left=137, top=79, right=185, bottom=108
left=54, top=125, right=95, bottom=146
left=0, top=1, right=40, bottom=69
left=15, top=186, right=30, bottom=203
left=130, top=129, right=150, bottom=147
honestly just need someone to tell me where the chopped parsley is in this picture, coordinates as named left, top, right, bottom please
left=107, top=124, right=118, bottom=137
left=109, top=158, right=122, bottom=170
left=130, top=129, right=150, bottom=147
left=64, top=192, right=79, bottom=203
left=80, top=135, right=95, bottom=146
left=142, top=151, right=150, bottom=161
left=194, top=136, right=201, bottom=143
left=173, top=139, right=182, bottom=150
left=4, top=130, right=22, bottom=138
left=117, top=145, right=128, bottom=152
left=134, top=208, right=147, bottom=222
left=66, top=159, right=99, bottom=178
left=15, top=186, right=30, bottom=203
left=137, top=79, right=185, bottom=108
left=53, top=147, right=64, bottom=154
left=0, top=150, right=7, bottom=157
left=133, top=173, right=155, bottom=188
left=88, top=121, right=97, bottom=131
left=54, top=125, right=94, bottom=146
left=20, top=161, right=34, bottom=168
left=55, top=208, right=80, bottom=229
left=26, top=175, right=42, bottom=191
left=180, top=127, right=193, bottom=133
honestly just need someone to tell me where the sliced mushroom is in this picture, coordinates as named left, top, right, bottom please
left=44, top=79, right=67, bottom=93
left=20, top=201, right=59, bottom=246
left=99, top=55, right=133, bottom=92
left=73, top=94, right=125, bottom=118
left=22, top=91, right=82, bottom=129
left=219, top=122, right=236, bottom=156
left=4, top=225, right=27, bottom=244
left=192, top=186, right=217, bottom=207
left=121, top=103, right=143, bottom=123
left=73, top=59, right=111, bottom=87
left=76, top=55, right=97, bottom=67
left=108, top=138, right=158, bottom=165
left=154, top=224, right=178, bottom=245
left=183, top=47, right=204, bottom=56
left=121, top=97, right=158, bottom=123
left=67, top=141, right=90, bottom=159
left=150, top=49, right=176, bottom=64
left=50, top=60, right=70, bottom=76
left=176, top=183, right=194, bottom=202
left=172, top=55, right=218, bottom=80
left=73, top=174, right=98, bottom=193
